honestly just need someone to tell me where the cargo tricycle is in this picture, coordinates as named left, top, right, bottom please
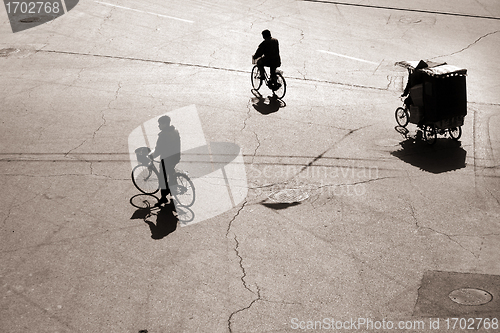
left=395, top=60, right=467, bottom=145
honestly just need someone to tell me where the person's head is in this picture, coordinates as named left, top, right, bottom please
left=262, top=30, right=271, bottom=39
left=158, top=115, right=171, bottom=130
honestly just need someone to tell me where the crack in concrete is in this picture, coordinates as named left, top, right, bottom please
left=477, top=238, right=485, bottom=262
left=1, top=198, right=15, bottom=227
left=225, top=200, right=247, bottom=236
left=242, top=99, right=252, bottom=132
left=208, top=50, right=217, bottom=67
left=64, top=140, right=88, bottom=157
left=486, top=187, right=500, bottom=207
left=225, top=198, right=300, bottom=329
left=96, top=6, right=114, bottom=36
left=297, top=60, right=307, bottom=80
left=233, top=234, right=255, bottom=294
left=225, top=200, right=264, bottom=333
left=243, top=100, right=262, bottom=165
left=227, top=283, right=261, bottom=333
left=250, top=131, right=261, bottom=165
left=431, top=30, right=500, bottom=59
left=86, top=85, right=113, bottom=176
left=65, top=82, right=114, bottom=169
left=107, top=81, right=122, bottom=110
left=408, top=202, right=480, bottom=258
left=315, top=176, right=396, bottom=189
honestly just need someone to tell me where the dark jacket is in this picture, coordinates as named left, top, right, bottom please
left=254, top=38, right=281, bottom=67
left=152, top=126, right=181, bottom=164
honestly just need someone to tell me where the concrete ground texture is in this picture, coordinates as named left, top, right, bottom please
left=1, top=0, right=499, bottom=332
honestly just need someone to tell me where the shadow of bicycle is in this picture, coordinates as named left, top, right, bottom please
left=251, top=89, right=286, bottom=115
left=130, top=194, right=194, bottom=239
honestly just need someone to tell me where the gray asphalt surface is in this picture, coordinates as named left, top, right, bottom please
left=1, top=0, right=499, bottom=332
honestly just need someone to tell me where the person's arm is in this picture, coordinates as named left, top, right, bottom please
left=149, top=135, right=161, bottom=159
left=401, top=70, right=411, bottom=97
left=253, top=41, right=265, bottom=60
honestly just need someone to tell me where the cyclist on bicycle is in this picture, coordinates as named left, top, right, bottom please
left=253, top=30, right=281, bottom=83
left=149, top=115, right=181, bottom=206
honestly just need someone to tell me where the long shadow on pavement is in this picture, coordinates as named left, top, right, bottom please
left=130, top=194, right=178, bottom=239
left=261, top=201, right=301, bottom=210
left=251, top=90, right=286, bottom=115
left=391, top=137, right=467, bottom=174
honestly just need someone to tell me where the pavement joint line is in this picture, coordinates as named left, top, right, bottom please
left=303, top=0, right=500, bottom=21
left=35, top=50, right=387, bottom=91
left=94, top=1, right=194, bottom=23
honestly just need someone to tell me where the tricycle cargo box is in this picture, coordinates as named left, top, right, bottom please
left=409, top=106, right=423, bottom=124
left=423, top=75, right=467, bottom=122
left=410, top=84, right=424, bottom=107
left=396, top=61, right=467, bottom=123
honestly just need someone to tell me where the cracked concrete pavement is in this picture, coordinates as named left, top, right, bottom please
left=1, top=0, right=500, bottom=332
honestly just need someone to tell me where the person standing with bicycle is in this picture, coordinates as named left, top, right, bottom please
left=149, top=115, right=181, bottom=206
left=253, top=30, right=281, bottom=85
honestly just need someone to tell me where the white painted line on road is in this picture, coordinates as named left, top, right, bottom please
left=94, top=1, right=194, bottom=23
left=317, top=50, right=378, bottom=65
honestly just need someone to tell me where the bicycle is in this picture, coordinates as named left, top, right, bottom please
left=251, top=60, right=286, bottom=99
left=395, top=102, right=462, bottom=145
left=131, top=147, right=195, bottom=207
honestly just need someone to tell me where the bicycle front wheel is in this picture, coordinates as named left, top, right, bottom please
left=172, top=173, right=195, bottom=207
left=251, top=66, right=263, bottom=90
left=273, top=73, right=286, bottom=99
left=132, top=165, right=159, bottom=194
left=395, top=107, right=409, bottom=127
left=130, top=193, right=158, bottom=209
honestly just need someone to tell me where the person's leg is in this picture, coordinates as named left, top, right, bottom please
left=157, top=159, right=171, bottom=204
left=166, top=165, right=177, bottom=192
left=256, top=57, right=266, bottom=80
left=270, top=66, right=277, bottom=80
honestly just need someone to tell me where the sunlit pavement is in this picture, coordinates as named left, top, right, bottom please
left=1, top=0, right=499, bottom=332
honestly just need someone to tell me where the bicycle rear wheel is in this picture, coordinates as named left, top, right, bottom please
left=132, top=165, right=159, bottom=194
left=273, top=73, right=286, bottom=99
left=251, top=66, right=263, bottom=90
left=171, top=173, right=195, bottom=207
left=423, top=124, right=437, bottom=145
left=448, top=127, right=462, bottom=140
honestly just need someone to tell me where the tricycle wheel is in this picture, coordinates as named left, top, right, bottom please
left=395, top=107, right=409, bottom=127
left=423, top=124, right=437, bottom=145
left=448, top=127, right=462, bottom=140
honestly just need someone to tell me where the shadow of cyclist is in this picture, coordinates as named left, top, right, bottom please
left=145, top=201, right=178, bottom=239
left=251, top=95, right=285, bottom=115
left=129, top=194, right=179, bottom=239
